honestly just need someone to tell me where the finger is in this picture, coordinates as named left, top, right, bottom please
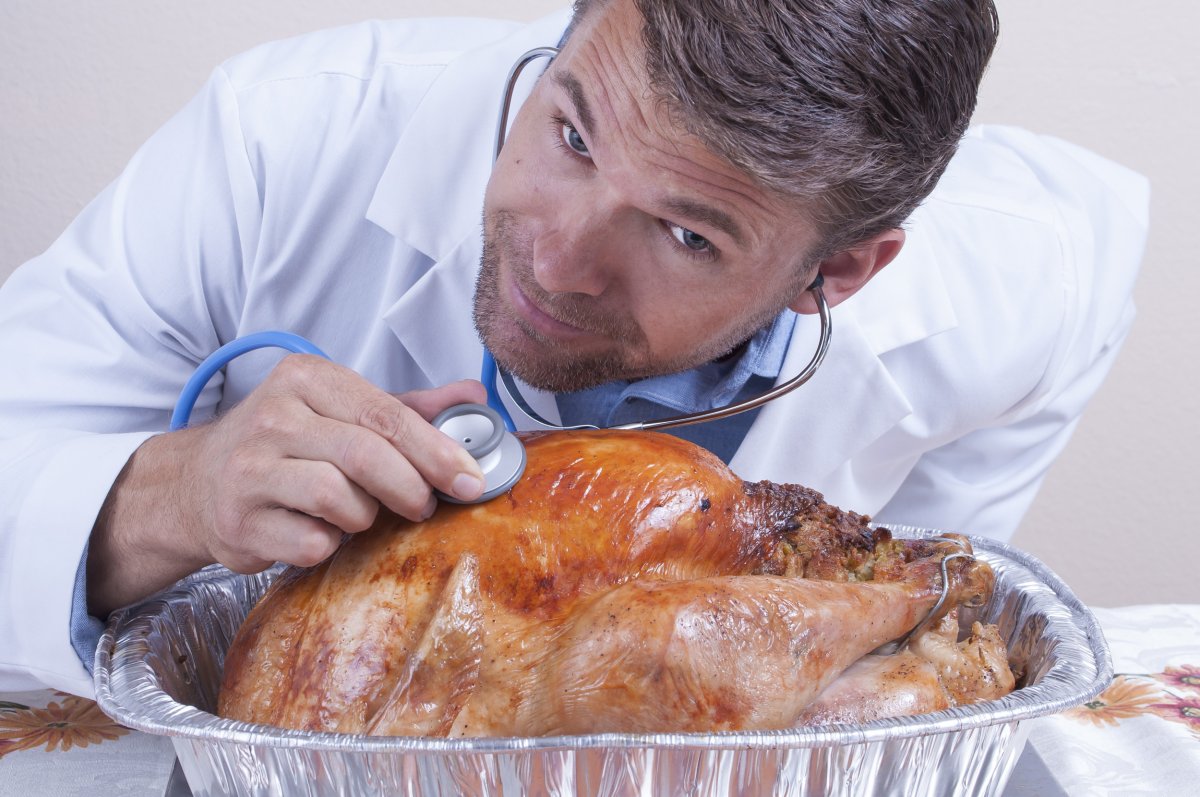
left=314, top=397, right=485, bottom=504
left=214, top=508, right=344, bottom=573
left=268, top=459, right=381, bottom=534
left=267, top=357, right=485, bottom=502
left=394, top=380, right=489, bottom=422
left=254, top=508, right=345, bottom=569
left=286, top=416, right=443, bottom=520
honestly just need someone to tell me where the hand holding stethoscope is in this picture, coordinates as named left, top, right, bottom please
left=170, top=332, right=527, bottom=505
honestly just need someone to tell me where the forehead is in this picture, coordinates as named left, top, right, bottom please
left=549, top=0, right=816, bottom=251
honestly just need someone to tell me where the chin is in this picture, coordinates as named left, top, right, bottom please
left=482, top=330, right=633, bottom=394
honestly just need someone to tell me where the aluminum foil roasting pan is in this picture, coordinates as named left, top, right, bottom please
left=94, top=528, right=1112, bottom=796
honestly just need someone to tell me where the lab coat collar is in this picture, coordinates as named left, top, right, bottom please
left=845, top=202, right=957, bottom=356
left=728, top=213, right=956, bottom=485
left=381, top=229, right=485, bottom=390
left=729, top=308, right=914, bottom=489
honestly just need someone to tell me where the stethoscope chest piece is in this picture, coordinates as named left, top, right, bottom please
left=432, top=403, right=526, bottom=504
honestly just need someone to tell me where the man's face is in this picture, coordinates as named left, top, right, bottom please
left=474, top=0, right=821, bottom=393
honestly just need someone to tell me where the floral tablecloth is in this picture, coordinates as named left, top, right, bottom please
left=1, top=604, right=1198, bottom=796
left=1012, top=603, right=1200, bottom=795
left=0, top=689, right=174, bottom=795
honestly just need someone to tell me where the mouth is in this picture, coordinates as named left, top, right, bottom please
left=507, top=278, right=598, bottom=343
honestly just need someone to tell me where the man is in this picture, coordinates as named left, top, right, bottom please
left=0, top=0, right=1146, bottom=696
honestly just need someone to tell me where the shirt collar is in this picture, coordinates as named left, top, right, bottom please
left=557, top=309, right=797, bottom=422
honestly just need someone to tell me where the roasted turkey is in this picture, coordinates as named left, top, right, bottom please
left=218, top=430, right=1014, bottom=736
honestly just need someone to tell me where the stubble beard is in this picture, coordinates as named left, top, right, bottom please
left=472, top=212, right=625, bottom=392
left=472, top=211, right=793, bottom=394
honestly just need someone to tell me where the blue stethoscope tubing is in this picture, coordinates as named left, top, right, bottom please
left=170, top=328, right=520, bottom=432
left=480, top=348, right=517, bottom=432
left=168, top=330, right=521, bottom=437
left=169, top=329, right=518, bottom=435
left=169, top=331, right=328, bottom=431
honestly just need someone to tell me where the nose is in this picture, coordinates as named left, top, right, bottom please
left=530, top=196, right=617, bottom=298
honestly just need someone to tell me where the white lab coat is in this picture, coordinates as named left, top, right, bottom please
left=0, top=10, right=1148, bottom=696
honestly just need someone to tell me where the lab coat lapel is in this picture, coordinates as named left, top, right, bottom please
left=381, top=230, right=484, bottom=389
left=730, top=312, right=913, bottom=487
left=379, top=228, right=565, bottom=426
left=366, top=34, right=506, bottom=390
left=368, top=10, right=570, bottom=394
left=365, top=9, right=570, bottom=259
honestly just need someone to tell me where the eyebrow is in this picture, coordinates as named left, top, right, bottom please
left=662, top=198, right=746, bottom=247
left=554, top=70, right=747, bottom=248
left=554, top=71, right=598, bottom=141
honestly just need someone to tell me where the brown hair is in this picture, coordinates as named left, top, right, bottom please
left=570, top=0, right=999, bottom=259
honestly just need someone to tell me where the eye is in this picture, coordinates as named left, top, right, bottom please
left=560, top=121, right=590, bottom=157
left=668, top=223, right=712, bottom=253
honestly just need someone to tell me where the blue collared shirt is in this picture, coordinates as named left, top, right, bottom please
left=556, top=309, right=797, bottom=463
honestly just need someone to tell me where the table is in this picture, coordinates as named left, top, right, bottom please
left=1009, top=604, right=1200, bottom=795
left=2, top=605, right=1198, bottom=796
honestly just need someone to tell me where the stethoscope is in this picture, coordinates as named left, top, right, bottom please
left=170, top=47, right=832, bottom=506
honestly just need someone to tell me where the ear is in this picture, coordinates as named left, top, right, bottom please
left=788, top=228, right=905, bottom=314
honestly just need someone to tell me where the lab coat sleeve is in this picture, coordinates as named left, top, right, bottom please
left=0, top=65, right=260, bottom=695
left=874, top=129, right=1149, bottom=542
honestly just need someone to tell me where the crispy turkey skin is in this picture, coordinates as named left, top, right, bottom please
left=217, top=430, right=1011, bottom=735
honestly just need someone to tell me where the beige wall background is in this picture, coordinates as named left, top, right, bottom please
left=2, top=1, right=1195, bottom=607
